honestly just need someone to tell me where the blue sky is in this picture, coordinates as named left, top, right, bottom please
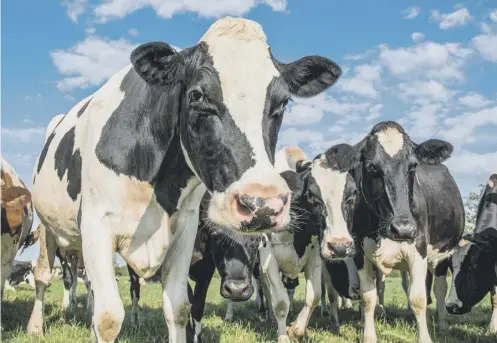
left=3, top=0, right=497, bottom=263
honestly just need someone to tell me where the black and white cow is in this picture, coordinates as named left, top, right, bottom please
left=258, top=145, right=358, bottom=342
left=320, top=121, right=463, bottom=343
left=27, top=17, right=341, bottom=343
left=6, top=260, right=36, bottom=290
left=446, top=174, right=497, bottom=334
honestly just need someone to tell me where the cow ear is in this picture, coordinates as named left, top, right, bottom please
left=414, top=139, right=453, bottom=165
left=270, top=49, right=342, bottom=98
left=280, top=170, right=305, bottom=201
left=295, top=160, right=311, bottom=173
left=130, top=42, right=185, bottom=87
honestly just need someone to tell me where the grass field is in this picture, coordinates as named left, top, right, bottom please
left=1, top=273, right=496, bottom=343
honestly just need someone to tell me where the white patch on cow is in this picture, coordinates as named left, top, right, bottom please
left=202, top=18, right=290, bottom=229
left=24, top=271, right=35, bottom=289
left=224, top=301, right=234, bottom=321
left=274, top=146, right=307, bottom=172
left=375, top=127, right=404, bottom=157
left=311, top=160, right=353, bottom=259
left=62, top=287, right=71, bottom=311
left=270, top=232, right=318, bottom=278
left=426, top=245, right=455, bottom=272
left=194, top=319, right=202, bottom=338
left=44, top=114, right=66, bottom=141
left=363, top=238, right=413, bottom=275
left=446, top=242, right=473, bottom=307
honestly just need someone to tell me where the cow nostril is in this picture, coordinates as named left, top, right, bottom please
left=236, top=194, right=256, bottom=216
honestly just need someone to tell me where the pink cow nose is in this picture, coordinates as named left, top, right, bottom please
left=231, top=184, right=290, bottom=231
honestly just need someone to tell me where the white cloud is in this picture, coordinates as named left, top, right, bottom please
left=24, top=94, right=42, bottom=102
left=128, top=28, right=139, bottom=37
left=338, top=64, right=382, bottom=98
left=411, top=32, right=424, bottom=42
left=85, top=27, right=96, bottom=35
left=365, top=104, right=382, bottom=121
left=2, top=127, right=45, bottom=142
left=398, top=80, right=456, bottom=104
left=94, top=0, right=287, bottom=23
left=51, top=35, right=138, bottom=91
left=472, top=32, right=497, bottom=63
left=490, top=9, right=497, bottom=23
left=403, top=7, right=420, bottom=20
left=402, top=103, right=447, bottom=140
left=379, top=41, right=472, bottom=82
left=430, top=8, right=472, bottom=30
left=278, top=128, right=324, bottom=147
left=442, top=105, right=497, bottom=145
left=458, top=92, right=493, bottom=109
left=283, top=103, right=323, bottom=126
left=344, top=49, right=375, bottom=61
left=63, top=0, right=88, bottom=23
left=446, top=150, right=497, bottom=176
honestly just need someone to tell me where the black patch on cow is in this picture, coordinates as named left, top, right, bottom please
left=37, top=132, right=55, bottom=173
left=77, top=98, right=93, bottom=118
left=77, top=201, right=82, bottom=229
left=54, top=127, right=82, bottom=201
left=370, top=121, right=406, bottom=136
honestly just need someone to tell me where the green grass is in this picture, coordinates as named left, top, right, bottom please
left=2, top=274, right=496, bottom=342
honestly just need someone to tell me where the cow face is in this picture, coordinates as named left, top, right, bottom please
left=324, top=257, right=361, bottom=300
left=293, top=144, right=359, bottom=260
left=130, top=17, right=341, bottom=233
left=446, top=175, right=497, bottom=314
left=207, top=230, right=261, bottom=301
left=353, top=121, right=453, bottom=241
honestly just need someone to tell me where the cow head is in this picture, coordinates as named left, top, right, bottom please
left=129, top=17, right=341, bottom=233
left=352, top=121, right=453, bottom=241
left=446, top=175, right=497, bottom=315
left=1, top=168, right=32, bottom=233
left=205, top=229, right=261, bottom=301
left=324, top=257, right=361, bottom=300
left=290, top=144, right=359, bottom=260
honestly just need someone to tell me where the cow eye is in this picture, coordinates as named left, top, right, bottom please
left=189, top=88, right=205, bottom=103
left=271, top=97, right=292, bottom=118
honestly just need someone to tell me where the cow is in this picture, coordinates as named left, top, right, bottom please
left=318, top=121, right=463, bottom=343
left=256, top=144, right=359, bottom=342
left=27, top=17, right=341, bottom=343
left=446, top=174, right=497, bottom=334
left=6, top=260, right=36, bottom=290
left=1, top=157, right=37, bottom=299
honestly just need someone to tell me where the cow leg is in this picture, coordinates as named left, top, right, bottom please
left=161, top=185, right=205, bottom=343
left=224, top=301, right=234, bottom=322
left=489, top=286, right=497, bottom=334
left=85, top=272, right=93, bottom=314
left=127, top=264, right=141, bottom=331
left=58, top=250, right=73, bottom=315
left=408, top=252, right=432, bottom=343
left=358, top=258, right=377, bottom=343
left=80, top=214, right=124, bottom=343
left=401, top=271, right=412, bottom=311
left=342, top=297, right=353, bottom=309
left=70, top=255, right=79, bottom=310
left=323, top=269, right=340, bottom=335
left=320, top=274, right=329, bottom=317
left=259, top=245, right=290, bottom=343
left=375, top=268, right=386, bottom=318
left=287, top=248, right=322, bottom=339
left=287, top=288, right=295, bottom=314
left=433, top=263, right=448, bottom=330
left=27, top=224, right=57, bottom=335
left=189, top=256, right=214, bottom=342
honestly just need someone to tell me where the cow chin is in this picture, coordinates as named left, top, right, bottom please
left=207, top=190, right=291, bottom=234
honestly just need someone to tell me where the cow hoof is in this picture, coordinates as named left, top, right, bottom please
left=27, top=321, right=43, bottom=336
left=287, top=322, right=304, bottom=339
left=330, top=323, right=340, bottom=335
left=375, top=305, right=386, bottom=319
left=278, top=335, right=291, bottom=343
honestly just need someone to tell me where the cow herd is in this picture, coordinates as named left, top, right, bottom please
left=1, top=16, right=497, bottom=343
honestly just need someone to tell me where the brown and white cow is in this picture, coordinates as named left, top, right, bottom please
left=1, top=157, right=37, bottom=298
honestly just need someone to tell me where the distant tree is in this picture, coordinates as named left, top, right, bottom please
left=463, top=184, right=485, bottom=233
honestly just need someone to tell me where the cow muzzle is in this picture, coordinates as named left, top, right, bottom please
left=220, top=279, right=254, bottom=301
left=389, top=217, right=417, bottom=241
left=445, top=300, right=469, bottom=315
left=321, top=237, right=355, bottom=260
left=231, top=184, right=290, bottom=232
